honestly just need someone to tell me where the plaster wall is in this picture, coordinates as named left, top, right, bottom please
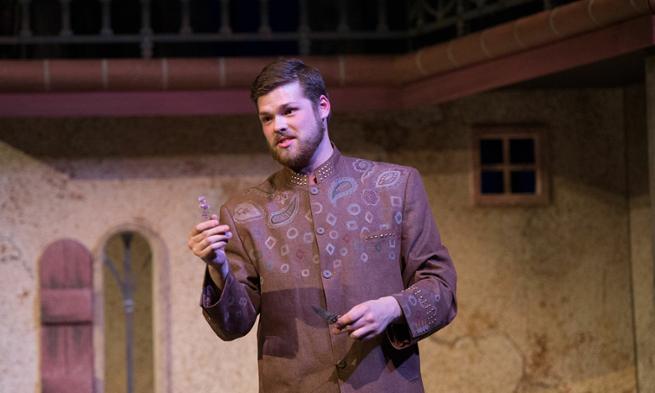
left=0, top=87, right=644, bottom=393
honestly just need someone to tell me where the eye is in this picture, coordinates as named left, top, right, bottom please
left=284, top=107, right=296, bottom=116
left=260, top=115, right=272, bottom=124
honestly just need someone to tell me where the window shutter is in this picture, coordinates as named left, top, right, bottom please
left=39, top=239, right=94, bottom=393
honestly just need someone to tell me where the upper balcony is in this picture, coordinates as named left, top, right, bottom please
left=0, top=0, right=651, bottom=117
left=0, top=0, right=575, bottom=59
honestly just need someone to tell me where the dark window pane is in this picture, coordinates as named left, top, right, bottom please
left=480, top=139, right=503, bottom=165
left=510, top=138, right=535, bottom=164
left=481, top=170, right=504, bottom=194
left=510, top=170, right=536, bottom=193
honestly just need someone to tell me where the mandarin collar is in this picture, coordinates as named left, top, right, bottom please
left=283, top=147, right=341, bottom=187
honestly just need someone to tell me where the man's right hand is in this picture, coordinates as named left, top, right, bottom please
left=187, top=213, right=233, bottom=266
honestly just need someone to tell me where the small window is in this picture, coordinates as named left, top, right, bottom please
left=472, top=126, right=548, bottom=206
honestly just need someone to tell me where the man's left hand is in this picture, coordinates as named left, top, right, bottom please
left=333, top=296, right=403, bottom=340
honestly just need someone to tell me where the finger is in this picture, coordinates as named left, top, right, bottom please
left=191, top=237, right=211, bottom=252
left=191, top=225, right=231, bottom=242
left=206, top=234, right=232, bottom=244
left=355, top=329, right=380, bottom=341
left=194, top=232, right=231, bottom=249
left=194, top=221, right=217, bottom=233
left=336, top=304, right=366, bottom=329
left=192, top=231, right=210, bottom=243
left=330, top=324, right=345, bottom=335
left=341, top=316, right=368, bottom=333
left=203, top=225, right=232, bottom=237
left=197, top=241, right=226, bottom=254
left=195, top=219, right=221, bottom=232
left=191, top=232, right=204, bottom=243
left=193, top=242, right=214, bottom=258
left=332, top=322, right=352, bottom=335
left=197, top=243, right=227, bottom=262
left=336, top=313, right=360, bottom=329
left=350, top=324, right=375, bottom=340
left=210, top=241, right=227, bottom=250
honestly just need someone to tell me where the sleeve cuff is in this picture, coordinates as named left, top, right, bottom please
left=390, top=284, right=440, bottom=343
left=199, top=266, right=234, bottom=309
left=386, top=320, right=414, bottom=349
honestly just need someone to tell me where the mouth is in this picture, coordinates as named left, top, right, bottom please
left=276, top=136, right=295, bottom=148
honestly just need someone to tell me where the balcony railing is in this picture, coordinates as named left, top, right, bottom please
left=0, top=0, right=574, bottom=59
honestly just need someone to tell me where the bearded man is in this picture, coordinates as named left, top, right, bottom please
left=187, top=58, right=457, bottom=393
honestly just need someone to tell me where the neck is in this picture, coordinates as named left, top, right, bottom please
left=297, top=133, right=334, bottom=174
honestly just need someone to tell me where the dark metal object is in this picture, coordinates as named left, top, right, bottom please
left=312, top=305, right=339, bottom=325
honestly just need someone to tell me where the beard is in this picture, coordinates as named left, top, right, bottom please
left=268, top=115, right=325, bottom=172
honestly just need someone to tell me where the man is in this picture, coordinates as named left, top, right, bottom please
left=187, top=59, right=457, bottom=392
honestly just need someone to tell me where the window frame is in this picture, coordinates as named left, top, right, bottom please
left=471, top=125, right=549, bottom=206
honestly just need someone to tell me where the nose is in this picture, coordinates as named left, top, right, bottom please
left=273, top=115, right=287, bottom=132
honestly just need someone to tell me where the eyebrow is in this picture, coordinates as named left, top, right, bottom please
left=258, top=102, right=298, bottom=117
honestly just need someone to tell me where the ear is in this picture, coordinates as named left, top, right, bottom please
left=317, top=95, right=331, bottom=120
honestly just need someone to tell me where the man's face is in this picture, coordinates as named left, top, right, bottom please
left=257, top=81, right=328, bottom=171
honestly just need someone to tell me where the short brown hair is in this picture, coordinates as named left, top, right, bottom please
left=250, top=58, right=328, bottom=106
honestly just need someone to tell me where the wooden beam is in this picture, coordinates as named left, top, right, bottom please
left=0, top=90, right=251, bottom=118
left=402, top=15, right=655, bottom=107
left=0, top=86, right=397, bottom=118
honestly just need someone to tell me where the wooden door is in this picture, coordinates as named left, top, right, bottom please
left=39, top=239, right=94, bottom=393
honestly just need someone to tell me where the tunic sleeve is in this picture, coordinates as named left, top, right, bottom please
left=199, top=205, right=261, bottom=341
left=388, top=167, right=457, bottom=349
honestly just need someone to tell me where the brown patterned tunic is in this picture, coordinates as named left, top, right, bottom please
left=200, top=148, right=457, bottom=392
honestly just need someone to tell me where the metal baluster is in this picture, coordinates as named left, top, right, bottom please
left=415, top=0, right=424, bottom=33
left=180, top=0, right=192, bottom=34
left=259, top=0, right=270, bottom=34
left=337, top=0, right=348, bottom=33
left=220, top=0, right=231, bottom=34
left=298, top=0, right=309, bottom=54
left=406, top=0, right=419, bottom=51
left=19, top=0, right=31, bottom=37
left=59, top=0, right=72, bottom=36
left=437, top=0, right=443, bottom=21
left=100, top=0, right=113, bottom=35
left=456, top=0, right=465, bottom=37
left=376, top=0, right=388, bottom=32
left=140, top=0, right=153, bottom=58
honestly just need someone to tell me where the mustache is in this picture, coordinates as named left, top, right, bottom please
left=273, top=131, right=295, bottom=144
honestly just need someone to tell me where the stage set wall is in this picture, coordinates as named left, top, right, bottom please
left=0, top=85, right=651, bottom=393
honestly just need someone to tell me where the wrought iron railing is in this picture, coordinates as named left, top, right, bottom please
left=0, top=0, right=575, bottom=59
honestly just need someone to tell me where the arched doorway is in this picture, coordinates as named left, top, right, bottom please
left=102, top=231, right=154, bottom=393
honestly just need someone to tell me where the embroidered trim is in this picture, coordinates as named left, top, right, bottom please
left=364, top=232, right=395, bottom=240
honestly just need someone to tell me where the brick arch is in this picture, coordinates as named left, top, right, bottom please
left=39, top=239, right=94, bottom=393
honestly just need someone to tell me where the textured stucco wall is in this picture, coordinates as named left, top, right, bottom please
left=0, top=87, right=646, bottom=393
